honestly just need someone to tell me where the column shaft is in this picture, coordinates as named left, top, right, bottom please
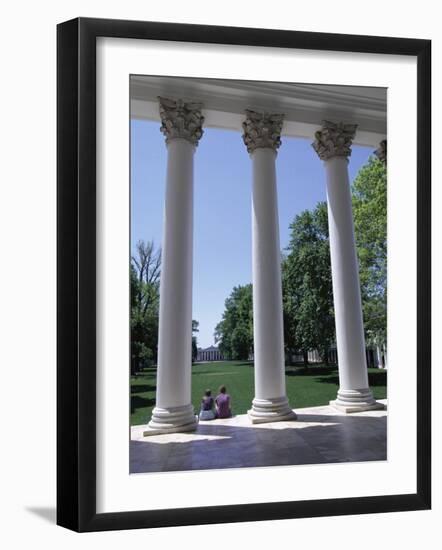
left=251, top=148, right=286, bottom=400
left=325, top=157, right=372, bottom=395
left=249, top=150, right=295, bottom=422
left=242, top=110, right=296, bottom=423
left=313, top=121, right=383, bottom=412
left=146, top=139, right=198, bottom=434
left=156, top=139, right=194, bottom=408
left=145, top=97, right=204, bottom=435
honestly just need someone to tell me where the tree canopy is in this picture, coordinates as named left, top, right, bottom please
left=130, top=240, right=200, bottom=372
left=130, top=240, right=161, bottom=374
left=214, top=285, right=253, bottom=360
left=282, top=202, right=335, bottom=363
left=352, top=156, right=387, bottom=346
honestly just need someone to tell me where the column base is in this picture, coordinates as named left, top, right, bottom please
left=248, top=396, right=297, bottom=424
left=330, top=388, right=385, bottom=413
left=143, top=404, right=198, bottom=436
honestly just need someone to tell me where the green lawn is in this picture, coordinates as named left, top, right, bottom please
left=130, top=361, right=387, bottom=426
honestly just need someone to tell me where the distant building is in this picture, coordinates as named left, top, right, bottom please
left=286, top=345, right=385, bottom=368
left=196, top=345, right=224, bottom=362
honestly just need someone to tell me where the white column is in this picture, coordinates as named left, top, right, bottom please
left=145, top=97, right=204, bottom=436
left=242, top=110, right=296, bottom=423
left=382, top=343, right=388, bottom=370
left=313, top=121, right=383, bottom=412
left=376, top=344, right=384, bottom=369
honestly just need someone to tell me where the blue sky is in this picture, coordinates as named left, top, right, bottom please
left=131, top=119, right=373, bottom=348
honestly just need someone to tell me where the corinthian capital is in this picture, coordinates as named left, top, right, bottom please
left=312, top=120, right=357, bottom=161
left=158, top=96, right=204, bottom=146
left=242, top=110, right=284, bottom=154
left=375, top=139, right=387, bottom=165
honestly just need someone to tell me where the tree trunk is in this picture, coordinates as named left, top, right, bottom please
left=303, top=351, right=309, bottom=367
left=323, top=348, right=329, bottom=366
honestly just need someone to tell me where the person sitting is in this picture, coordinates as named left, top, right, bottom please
left=215, top=385, right=232, bottom=419
left=199, top=389, right=216, bottom=421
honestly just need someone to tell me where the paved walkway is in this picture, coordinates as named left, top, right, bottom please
left=130, top=400, right=387, bottom=474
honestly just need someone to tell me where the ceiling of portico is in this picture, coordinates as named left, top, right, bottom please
left=130, top=75, right=387, bottom=147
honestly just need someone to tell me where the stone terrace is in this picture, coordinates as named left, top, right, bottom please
left=130, top=400, right=387, bottom=474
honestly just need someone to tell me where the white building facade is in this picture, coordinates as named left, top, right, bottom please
left=131, top=77, right=387, bottom=435
left=196, top=346, right=224, bottom=362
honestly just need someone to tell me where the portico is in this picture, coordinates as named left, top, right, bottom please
left=131, top=77, right=387, bottom=435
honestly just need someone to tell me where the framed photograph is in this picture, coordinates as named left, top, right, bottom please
left=57, top=17, right=431, bottom=532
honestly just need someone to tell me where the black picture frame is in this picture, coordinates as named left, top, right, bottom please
left=57, top=17, right=431, bottom=532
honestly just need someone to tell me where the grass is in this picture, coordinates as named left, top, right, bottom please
left=130, top=360, right=387, bottom=426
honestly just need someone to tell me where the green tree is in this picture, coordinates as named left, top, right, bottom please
left=352, top=157, right=387, bottom=348
left=282, top=202, right=335, bottom=364
left=130, top=240, right=161, bottom=374
left=215, top=285, right=253, bottom=360
left=192, top=319, right=199, bottom=361
left=231, top=325, right=251, bottom=360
